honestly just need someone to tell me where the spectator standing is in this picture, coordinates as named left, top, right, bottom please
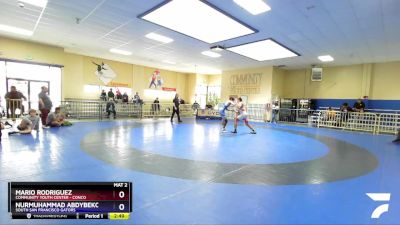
left=353, top=98, right=366, bottom=112
left=339, top=102, right=352, bottom=126
left=326, top=107, right=339, bottom=126
left=327, top=107, right=336, bottom=120
left=107, top=88, right=115, bottom=100
left=106, top=99, right=116, bottom=119
left=0, top=97, right=4, bottom=117
left=152, top=97, right=160, bottom=116
left=38, top=86, right=52, bottom=128
left=171, top=94, right=182, bottom=123
left=0, top=121, right=4, bottom=141
left=5, top=86, right=27, bottom=120
left=132, top=92, right=142, bottom=117
left=271, top=102, right=280, bottom=123
left=192, top=101, right=200, bottom=111
left=133, top=92, right=141, bottom=104
left=115, top=89, right=122, bottom=101
left=122, top=92, right=129, bottom=103
left=340, top=103, right=353, bottom=112
left=100, top=90, right=107, bottom=101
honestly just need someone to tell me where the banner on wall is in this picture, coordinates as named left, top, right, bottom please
left=162, top=87, right=176, bottom=92
left=92, top=61, right=117, bottom=85
left=107, top=81, right=130, bottom=87
left=149, top=69, right=163, bottom=89
left=229, top=73, right=262, bottom=94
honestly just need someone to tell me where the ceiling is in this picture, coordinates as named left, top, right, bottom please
left=0, top=0, right=399, bottom=74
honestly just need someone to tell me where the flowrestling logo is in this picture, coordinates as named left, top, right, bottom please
left=366, top=193, right=391, bottom=219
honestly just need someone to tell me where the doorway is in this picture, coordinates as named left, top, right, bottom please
left=0, top=60, right=62, bottom=116
left=6, top=78, right=50, bottom=112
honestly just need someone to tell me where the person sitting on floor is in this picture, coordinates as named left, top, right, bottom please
left=46, top=107, right=68, bottom=127
left=8, top=109, right=40, bottom=135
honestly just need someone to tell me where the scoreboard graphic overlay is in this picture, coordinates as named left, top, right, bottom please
left=8, top=182, right=132, bottom=220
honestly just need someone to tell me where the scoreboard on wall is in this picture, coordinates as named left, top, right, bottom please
left=8, top=182, right=132, bottom=220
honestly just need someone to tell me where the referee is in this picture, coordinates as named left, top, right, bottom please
left=171, top=93, right=182, bottom=123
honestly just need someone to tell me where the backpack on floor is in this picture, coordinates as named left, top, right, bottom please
left=63, top=121, right=73, bottom=126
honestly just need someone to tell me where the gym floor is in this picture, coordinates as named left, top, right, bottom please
left=0, top=118, right=399, bottom=225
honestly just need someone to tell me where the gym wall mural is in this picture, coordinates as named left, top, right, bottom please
left=148, top=69, right=163, bottom=89
left=92, top=61, right=117, bottom=85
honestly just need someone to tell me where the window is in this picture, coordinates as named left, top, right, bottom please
left=195, top=85, right=221, bottom=109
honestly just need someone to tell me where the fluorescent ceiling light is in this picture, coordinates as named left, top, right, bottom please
left=145, top=32, right=173, bottom=43
left=163, top=60, right=176, bottom=64
left=139, top=0, right=256, bottom=44
left=19, top=0, right=48, bottom=8
left=201, top=51, right=221, bottom=58
left=0, top=24, right=33, bottom=36
left=227, top=39, right=299, bottom=61
left=233, top=0, right=271, bottom=15
left=210, top=45, right=225, bottom=52
left=318, top=55, right=334, bottom=62
left=110, top=48, right=132, bottom=56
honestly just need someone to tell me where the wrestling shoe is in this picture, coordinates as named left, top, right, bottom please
left=250, top=130, right=257, bottom=134
left=231, top=130, right=237, bottom=134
